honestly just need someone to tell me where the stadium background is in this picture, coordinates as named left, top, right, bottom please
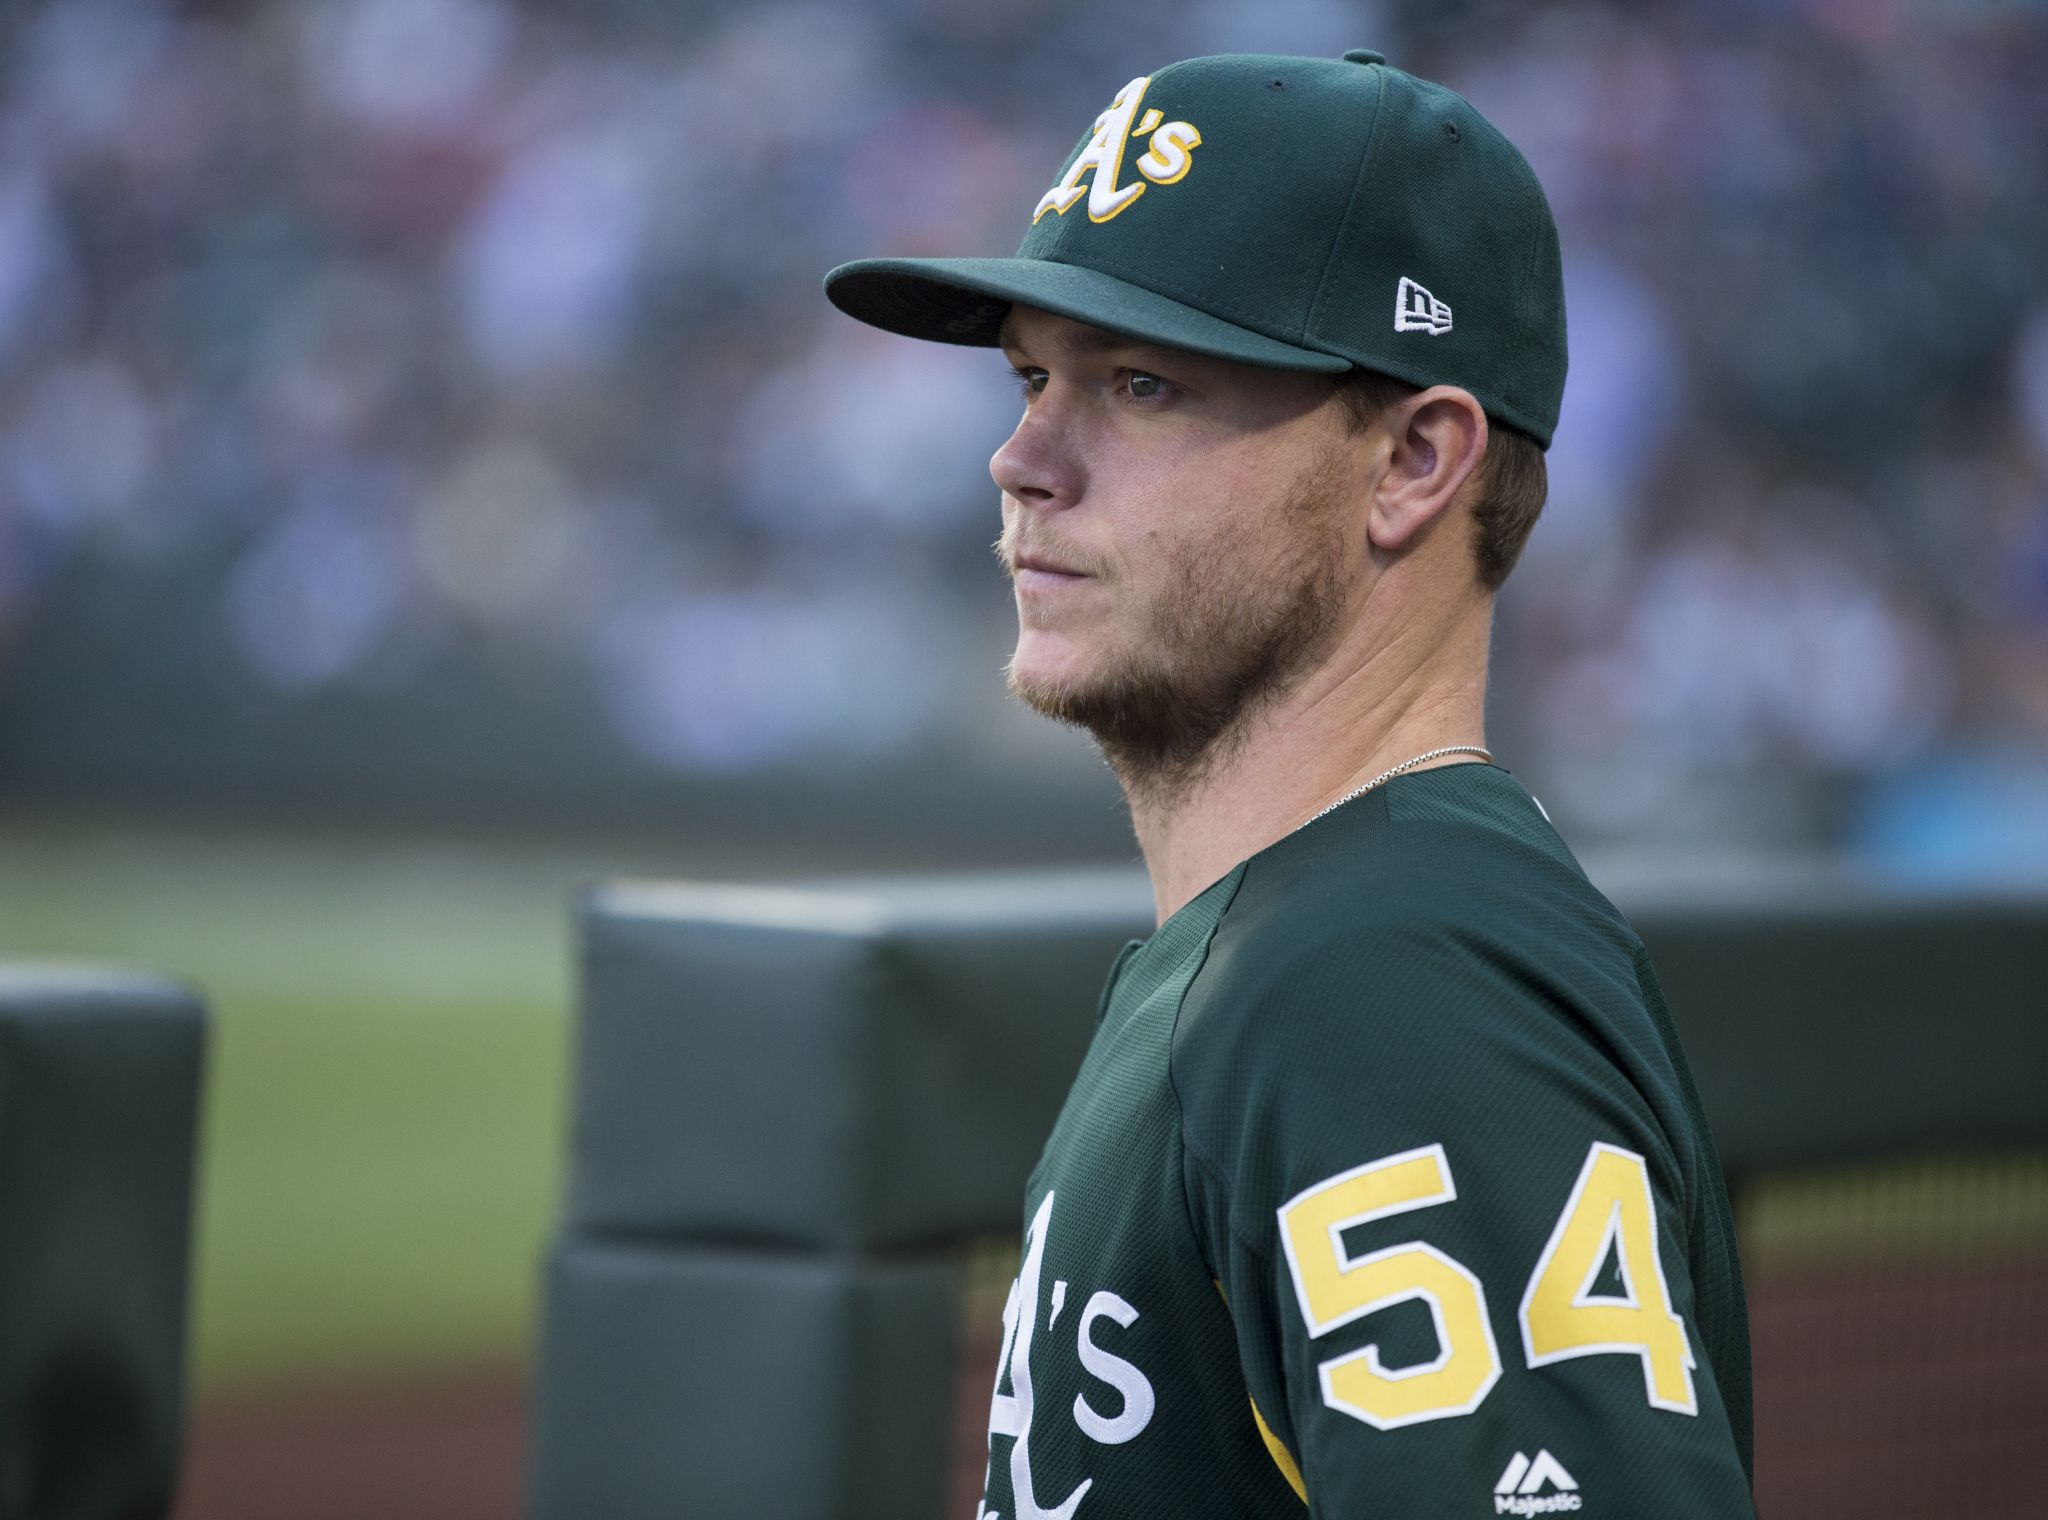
left=0, top=0, right=2042, bottom=1513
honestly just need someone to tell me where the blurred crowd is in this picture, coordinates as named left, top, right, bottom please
left=1, top=0, right=2044, bottom=871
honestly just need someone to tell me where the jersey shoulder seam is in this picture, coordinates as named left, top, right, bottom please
left=1171, top=868, right=1277, bottom=1270
left=1166, top=867, right=1253, bottom=1277
left=1180, top=1120, right=1276, bottom=1263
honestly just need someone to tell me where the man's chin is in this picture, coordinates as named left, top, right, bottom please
left=1003, top=653, right=1103, bottom=727
left=1006, top=629, right=1101, bottom=709
left=1006, top=649, right=1234, bottom=799
left=1005, top=647, right=1186, bottom=749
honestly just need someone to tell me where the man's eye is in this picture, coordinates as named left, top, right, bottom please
left=1011, top=365, right=1048, bottom=396
left=1126, top=371, right=1167, bottom=400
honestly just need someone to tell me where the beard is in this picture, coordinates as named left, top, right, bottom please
left=1002, top=451, right=1353, bottom=810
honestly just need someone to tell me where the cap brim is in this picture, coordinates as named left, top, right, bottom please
left=823, top=256, right=1352, bottom=373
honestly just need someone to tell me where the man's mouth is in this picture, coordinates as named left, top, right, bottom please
left=1013, top=553, right=1089, bottom=579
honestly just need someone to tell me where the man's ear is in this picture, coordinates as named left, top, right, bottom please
left=1367, top=386, right=1488, bottom=555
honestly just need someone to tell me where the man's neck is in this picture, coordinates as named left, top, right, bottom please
left=1121, top=601, right=1493, bottom=926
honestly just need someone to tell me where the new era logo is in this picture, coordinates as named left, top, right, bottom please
left=1493, top=1450, right=1581, bottom=1515
left=1395, top=276, right=1453, bottom=335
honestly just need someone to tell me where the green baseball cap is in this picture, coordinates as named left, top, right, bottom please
left=824, top=49, right=1567, bottom=447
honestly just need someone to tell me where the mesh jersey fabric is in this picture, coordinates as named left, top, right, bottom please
left=975, top=763, right=1754, bottom=1520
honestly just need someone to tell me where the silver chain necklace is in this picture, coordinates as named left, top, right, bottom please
left=1300, top=745, right=1494, bottom=828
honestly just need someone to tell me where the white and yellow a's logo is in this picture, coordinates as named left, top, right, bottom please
left=1034, top=77, right=1201, bottom=224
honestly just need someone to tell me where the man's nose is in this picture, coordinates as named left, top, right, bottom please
left=990, top=401, right=1082, bottom=508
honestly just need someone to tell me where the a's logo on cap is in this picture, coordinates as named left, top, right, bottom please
left=1034, top=76, right=1203, bottom=225
left=1395, top=276, right=1453, bottom=335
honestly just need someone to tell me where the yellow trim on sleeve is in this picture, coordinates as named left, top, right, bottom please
left=1250, top=1397, right=1308, bottom=1504
left=1214, top=1279, right=1307, bottom=1503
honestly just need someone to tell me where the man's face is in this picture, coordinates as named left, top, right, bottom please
left=991, top=305, right=1369, bottom=792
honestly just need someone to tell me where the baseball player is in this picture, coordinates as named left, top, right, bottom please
left=826, top=49, right=1753, bottom=1518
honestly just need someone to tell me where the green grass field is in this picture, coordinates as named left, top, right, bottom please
left=0, top=819, right=580, bottom=1398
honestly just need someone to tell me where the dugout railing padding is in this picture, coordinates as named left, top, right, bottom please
left=0, top=965, right=208, bottom=1520
left=526, top=867, right=2047, bottom=1520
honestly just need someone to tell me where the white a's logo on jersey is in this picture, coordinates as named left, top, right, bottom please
left=979, top=1191, right=1157, bottom=1520
left=1493, top=1450, right=1582, bottom=1514
left=1034, top=77, right=1203, bottom=224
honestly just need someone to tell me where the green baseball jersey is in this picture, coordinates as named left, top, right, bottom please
left=975, top=763, right=1753, bottom=1520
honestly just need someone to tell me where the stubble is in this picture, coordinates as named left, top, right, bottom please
left=1002, top=449, right=1354, bottom=812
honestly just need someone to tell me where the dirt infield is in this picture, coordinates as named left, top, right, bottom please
left=1748, top=1253, right=2048, bottom=1520
left=173, top=1372, right=528, bottom=1520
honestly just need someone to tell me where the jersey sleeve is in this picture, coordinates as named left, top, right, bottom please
left=1172, top=880, right=1754, bottom=1518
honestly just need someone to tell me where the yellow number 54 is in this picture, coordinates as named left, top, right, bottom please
left=1278, top=1140, right=1698, bottom=1429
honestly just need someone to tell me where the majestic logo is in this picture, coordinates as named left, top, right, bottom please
left=1396, top=276, right=1454, bottom=335
left=1493, top=1450, right=1582, bottom=1515
left=1034, top=77, right=1203, bottom=224
left=977, top=1191, right=1157, bottom=1520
